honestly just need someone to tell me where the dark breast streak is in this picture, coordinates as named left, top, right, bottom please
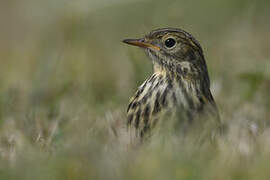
left=127, top=71, right=202, bottom=137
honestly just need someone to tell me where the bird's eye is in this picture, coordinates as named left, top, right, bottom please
left=164, top=38, right=176, bottom=48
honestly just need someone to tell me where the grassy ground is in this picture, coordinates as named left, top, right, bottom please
left=0, top=0, right=270, bottom=179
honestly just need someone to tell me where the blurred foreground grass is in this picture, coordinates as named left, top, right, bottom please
left=0, top=0, right=270, bottom=179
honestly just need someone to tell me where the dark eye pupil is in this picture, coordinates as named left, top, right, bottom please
left=165, top=38, right=176, bottom=48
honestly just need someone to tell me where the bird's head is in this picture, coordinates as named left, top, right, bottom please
left=123, top=28, right=207, bottom=73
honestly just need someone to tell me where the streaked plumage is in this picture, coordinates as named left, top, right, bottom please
left=123, top=28, right=220, bottom=138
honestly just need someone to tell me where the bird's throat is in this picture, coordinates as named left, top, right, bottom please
left=153, top=61, right=167, bottom=75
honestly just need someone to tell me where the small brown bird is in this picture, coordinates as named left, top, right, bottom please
left=123, top=28, right=220, bottom=139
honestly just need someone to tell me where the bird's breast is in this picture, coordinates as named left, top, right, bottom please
left=127, top=72, right=200, bottom=134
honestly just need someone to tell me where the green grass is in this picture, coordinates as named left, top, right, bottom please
left=0, top=0, right=270, bottom=179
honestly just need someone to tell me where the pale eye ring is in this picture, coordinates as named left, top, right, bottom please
left=164, top=38, right=176, bottom=48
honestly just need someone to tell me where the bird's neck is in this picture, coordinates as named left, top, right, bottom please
left=152, top=60, right=182, bottom=78
left=153, top=61, right=168, bottom=75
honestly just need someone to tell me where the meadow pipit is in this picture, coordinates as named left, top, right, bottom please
left=123, top=28, right=220, bottom=138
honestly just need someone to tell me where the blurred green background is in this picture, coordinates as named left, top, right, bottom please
left=0, top=0, right=270, bottom=179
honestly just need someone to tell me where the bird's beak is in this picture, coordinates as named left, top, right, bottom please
left=122, top=38, right=160, bottom=51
